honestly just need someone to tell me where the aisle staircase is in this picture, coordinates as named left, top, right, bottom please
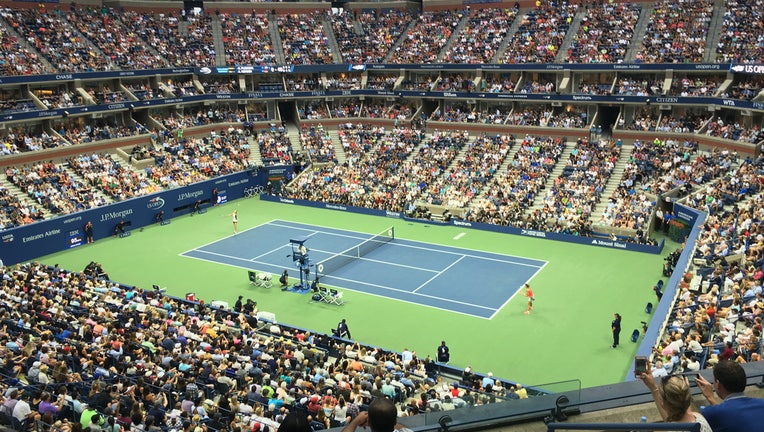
left=527, top=141, right=575, bottom=211
left=590, top=143, right=635, bottom=221
left=623, top=5, right=652, bottom=63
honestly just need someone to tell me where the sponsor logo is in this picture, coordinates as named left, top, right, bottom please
left=613, top=65, right=642, bottom=69
left=199, top=67, right=212, bottom=74
left=453, top=220, right=472, bottom=227
left=279, top=92, right=295, bottom=98
left=178, top=190, right=204, bottom=201
left=694, top=64, right=721, bottom=70
left=1, top=234, right=13, bottom=243
left=107, top=103, right=126, bottom=110
left=100, top=209, right=134, bottom=222
left=62, top=215, right=82, bottom=224
left=37, top=111, right=59, bottom=117
left=248, top=92, right=264, bottom=98
left=325, top=204, right=347, bottom=211
left=118, top=231, right=132, bottom=238
left=590, top=239, right=627, bottom=249
left=385, top=211, right=401, bottom=218
left=572, top=95, right=592, bottom=101
left=147, top=197, right=165, bottom=210
left=545, top=65, right=563, bottom=70
left=279, top=198, right=295, bottom=204
left=215, top=94, right=232, bottom=99
left=22, top=228, right=61, bottom=243
left=443, top=92, right=457, bottom=97
left=722, top=99, right=736, bottom=106
left=55, top=74, right=73, bottom=80
left=118, top=71, right=135, bottom=76
left=160, top=220, right=172, bottom=226
left=520, top=229, right=547, bottom=238
left=68, top=230, right=80, bottom=236
left=228, top=180, right=250, bottom=187
left=656, top=97, right=679, bottom=103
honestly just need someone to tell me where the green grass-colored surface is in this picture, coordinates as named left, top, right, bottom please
left=39, top=198, right=675, bottom=389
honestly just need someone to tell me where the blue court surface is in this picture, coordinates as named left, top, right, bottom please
left=181, top=220, right=547, bottom=319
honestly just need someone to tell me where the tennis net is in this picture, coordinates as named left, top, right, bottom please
left=316, top=226, right=395, bottom=277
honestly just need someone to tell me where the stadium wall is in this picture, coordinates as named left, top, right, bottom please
left=0, top=165, right=293, bottom=266
left=260, top=194, right=665, bottom=253
left=628, top=203, right=706, bottom=381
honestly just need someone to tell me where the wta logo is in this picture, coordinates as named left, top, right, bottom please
left=147, top=197, right=166, bottom=210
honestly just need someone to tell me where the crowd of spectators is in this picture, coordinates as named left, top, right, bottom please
left=417, top=133, right=510, bottom=208
left=683, top=158, right=762, bottom=215
left=640, top=139, right=733, bottom=196
left=706, top=118, right=763, bottom=143
left=0, top=18, right=51, bottom=76
left=466, top=135, right=565, bottom=226
left=331, top=9, right=410, bottom=64
left=359, top=102, right=414, bottom=121
left=219, top=13, right=275, bottom=66
left=481, top=74, right=517, bottom=93
left=1, top=7, right=112, bottom=72
left=670, top=75, right=722, bottom=97
left=57, top=122, right=147, bottom=146
left=654, top=113, right=708, bottom=134
left=288, top=125, right=423, bottom=210
left=636, top=0, right=712, bottom=64
left=299, top=125, right=334, bottom=163
left=565, top=2, right=641, bottom=64
left=67, top=153, right=160, bottom=201
left=434, top=74, right=474, bottom=92
left=365, top=74, right=398, bottom=91
left=532, top=138, right=621, bottom=234
left=278, top=13, right=332, bottom=65
left=500, top=1, right=578, bottom=64
left=153, top=131, right=252, bottom=182
left=329, top=99, right=361, bottom=118
left=722, top=76, right=764, bottom=100
left=0, top=257, right=540, bottom=432
left=614, top=76, right=663, bottom=96
left=388, top=10, right=463, bottom=64
left=441, top=8, right=516, bottom=64
left=0, top=184, right=44, bottom=229
left=398, top=130, right=471, bottom=207
left=715, top=0, right=764, bottom=64
left=254, top=125, right=293, bottom=166
left=81, top=85, right=128, bottom=105
left=1, top=128, right=65, bottom=155
left=34, top=88, right=85, bottom=109
left=651, top=174, right=764, bottom=376
left=5, top=161, right=106, bottom=215
left=575, top=78, right=612, bottom=95
left=129, top=11, right=216, bottom=68
left=325, top=73, right=362, bottom=91
left=73, top=7, right=170, bottom=70
left=285, top=75, right=320, bottom=92
left=298, top=102, right=328, bottom=120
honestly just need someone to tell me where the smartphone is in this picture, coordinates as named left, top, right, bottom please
left=634, top=356, right=648, bottom=375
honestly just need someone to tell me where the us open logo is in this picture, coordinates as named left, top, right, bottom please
left=147, top=197, right=166, bottom=210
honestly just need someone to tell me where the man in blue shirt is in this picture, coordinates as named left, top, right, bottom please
left=696, top=361, right=764, bottom=431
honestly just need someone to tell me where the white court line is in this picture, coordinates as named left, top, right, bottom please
left=269, top=220, right=544, bottom=268
left=321, top=273, right=496, bottom=311
left=248, top=231, right=321, bottom=261
left=453, top=232, right=466, bottom=240
left=182, top=245, right=499, bottom=320
left=309, top=247, right=439, bottom=274
left=178, top=219, right=279, bottom=256
left=487, top=260, right=549, bottom=320
left=412, top=256, right=465, bottom=293
left=272, top=219, right=549, bottom=265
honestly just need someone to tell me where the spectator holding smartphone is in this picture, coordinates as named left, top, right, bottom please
left=696, top=361, right=764, bottom=431
left=638, top=364, right=712, bottom=431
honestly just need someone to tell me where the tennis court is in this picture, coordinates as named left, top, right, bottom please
left=181, top=220, right=547, bottom=318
